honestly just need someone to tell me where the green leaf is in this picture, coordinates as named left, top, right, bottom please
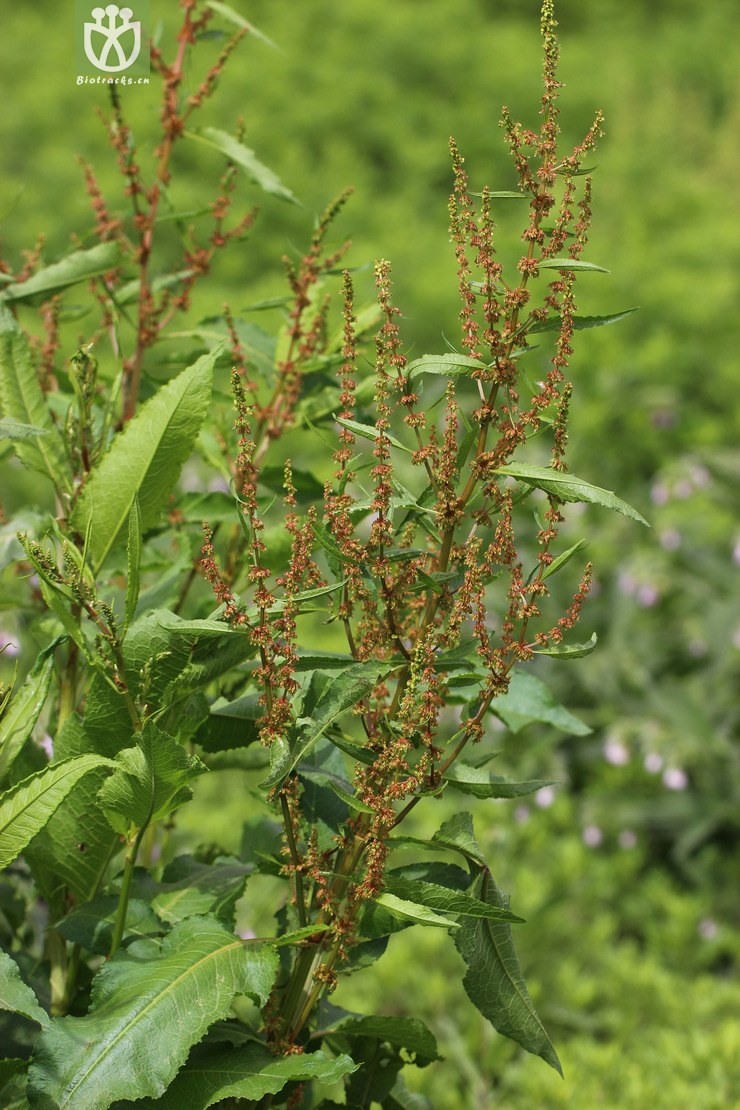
left=534, top=632, right=598, bottom=659
left=442, top=763, right=554, bottom=799
left=0, top=641, right=57, bottom=783
left=27, top=915, right=280, bottom=1110
left=56, top=896, right=162, bottom=955
left=0, top=306, right=70, bottom=490
left=492, top=671, right=591, bottom=736
left=455, top=868, right=562, bottom=1074
left=70, top=348, right=217, bottom=571
left=98, top=723, right=206, bottom=833
left=0, top=754, right=112, bottom=870
left=0, top=241, right=120, bottom=303
left=334, top=415, right=412, bottom=454
left=204, top=1, right=279, bottom=49
left=125, top=1044, right=357, bottom=1109
left=540, top=537, right=589, bottom=581
left=147, top=855, right=252, bottom=925
left=528, top=307, right=639, bottom=334
left=0, top=949, right=49, bottom=1027
left=407, top=353, right=487, bottom=382
left=196, top=693, right=262, bottom=753
left=0, top=416, right=48, bottom=439
left=383, top=1076, right=436, bottom=1109
left=382, top=877, right=523, bottom=923
left=186, top=128, right=299, bottom=205
left=260, top=660, right=393, bottom=790
left=495, top=462, right=649, bottom=526
left=538, top=257, right=609, bottom=273
left=430, top=811, right=488, bottom=868
left=124, top=496, right=142, bottom=631
left=316, top=1003, right=440, bottom=1067
left=373, top=893, right=460, bottom=930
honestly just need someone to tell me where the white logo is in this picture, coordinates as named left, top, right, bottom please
left=84, top=5, right=141, bottom=73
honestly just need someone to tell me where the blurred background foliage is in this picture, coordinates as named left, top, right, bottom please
left=1, top=1, right=739, bottom=1106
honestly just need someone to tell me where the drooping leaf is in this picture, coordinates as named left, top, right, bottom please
left=382, top=876, right=523, bottom=923
left=533, top=632, right=598, bottom=659
left=70, top=349, right=217, bottom=570
left=0, top=241, right=121, bottom=303
left=0, top=949, right=49, bottom=1027
left=27, top=915, right=280, bottom=1110
left=496, top=462, right=649, bottom=525
left=260, top=661, right=393, bottom=790
left=186, top=127, right=299, bottom=205
left=124, top=495, right=142, bottom=631
left=442, top=763, right=554, bottom=799
left=0, top=306, right=70, bottom=490
left=538, top=257, right=609, bottom=273
left=492, top=671, right=591, bottom=736
left=0, top=754, right=112, bottom=871
left=383, top=1076, right=436, bottom=1108
left=528, top=307, right=639, bottom=334
left=98, top=723, right=206, bottom=834
left=0, top=641, right=57, bottom=783
left=407, top=353, right=487, bottom=382
left=123, top=1044, right=357, bottom=1110
left=455, top=869, right=562, bottom=1074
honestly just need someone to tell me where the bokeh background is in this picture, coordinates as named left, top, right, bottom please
left=2, top=1, right=739, bottom=1106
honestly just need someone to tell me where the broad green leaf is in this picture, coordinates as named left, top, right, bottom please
left=382, top=877, right=523, bottom=923
left=186, top=128, right=299, bottom=205
left=294, top=651, right=356, bottom=672
left=442, top=763, right=554, bottom=799
left=334, top=415, right=412, bottom=454
left=384, top=1076, right=436, bottom=1108
left=196, top=693, right=262, bottom=753
left=0, top=241, right=120, bottom=303
left=70, top=349, right=217, bottom=571
left=124, top=496, right=142, bottom=631
left=204, top=1, right=279, bottom=49
left=430, top=811, right=488, bottom=868
left=0, top=754, right=111, bottom=870
left=492, top=671, right=591, bottom=736
left=534, top=632, right=598, bottom=659
left=0, top=949, right=49, bottom=1027
left=260, top=660, right=393, bottom=790
left=407, top=353, right=487, bottom=382
left=373, top=893, right=459, bottom=930
left=98, top=723, right=206, bottom=834
left=317, top=1003, right=440, bottom=1067
left=0, top=416, right=48, bottom=439
left=23, top=717, right=122, bottom=908
left=0, top=642, right=57, bottom=783
left=56, top=897, right=162, bottom=955
left=0, top=306, right=70, bottom=490
left=496, top=462, right=649, bottom=525
left=27, top=915, right=279, bottom=1110
left=540, top=537, right=589, bottom=580
left=538, top=257, right=609, bottom=273
left=455, top=867, right=562, bottom=1074
left=528, top=307, right=639, bottom=334
left=147, top=854, right=252, bottom=925
left=125, top=1044, right=357, bottom=1109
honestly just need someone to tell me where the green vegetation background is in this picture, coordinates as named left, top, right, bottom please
left=2, top=2, right=739, bottom=1106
